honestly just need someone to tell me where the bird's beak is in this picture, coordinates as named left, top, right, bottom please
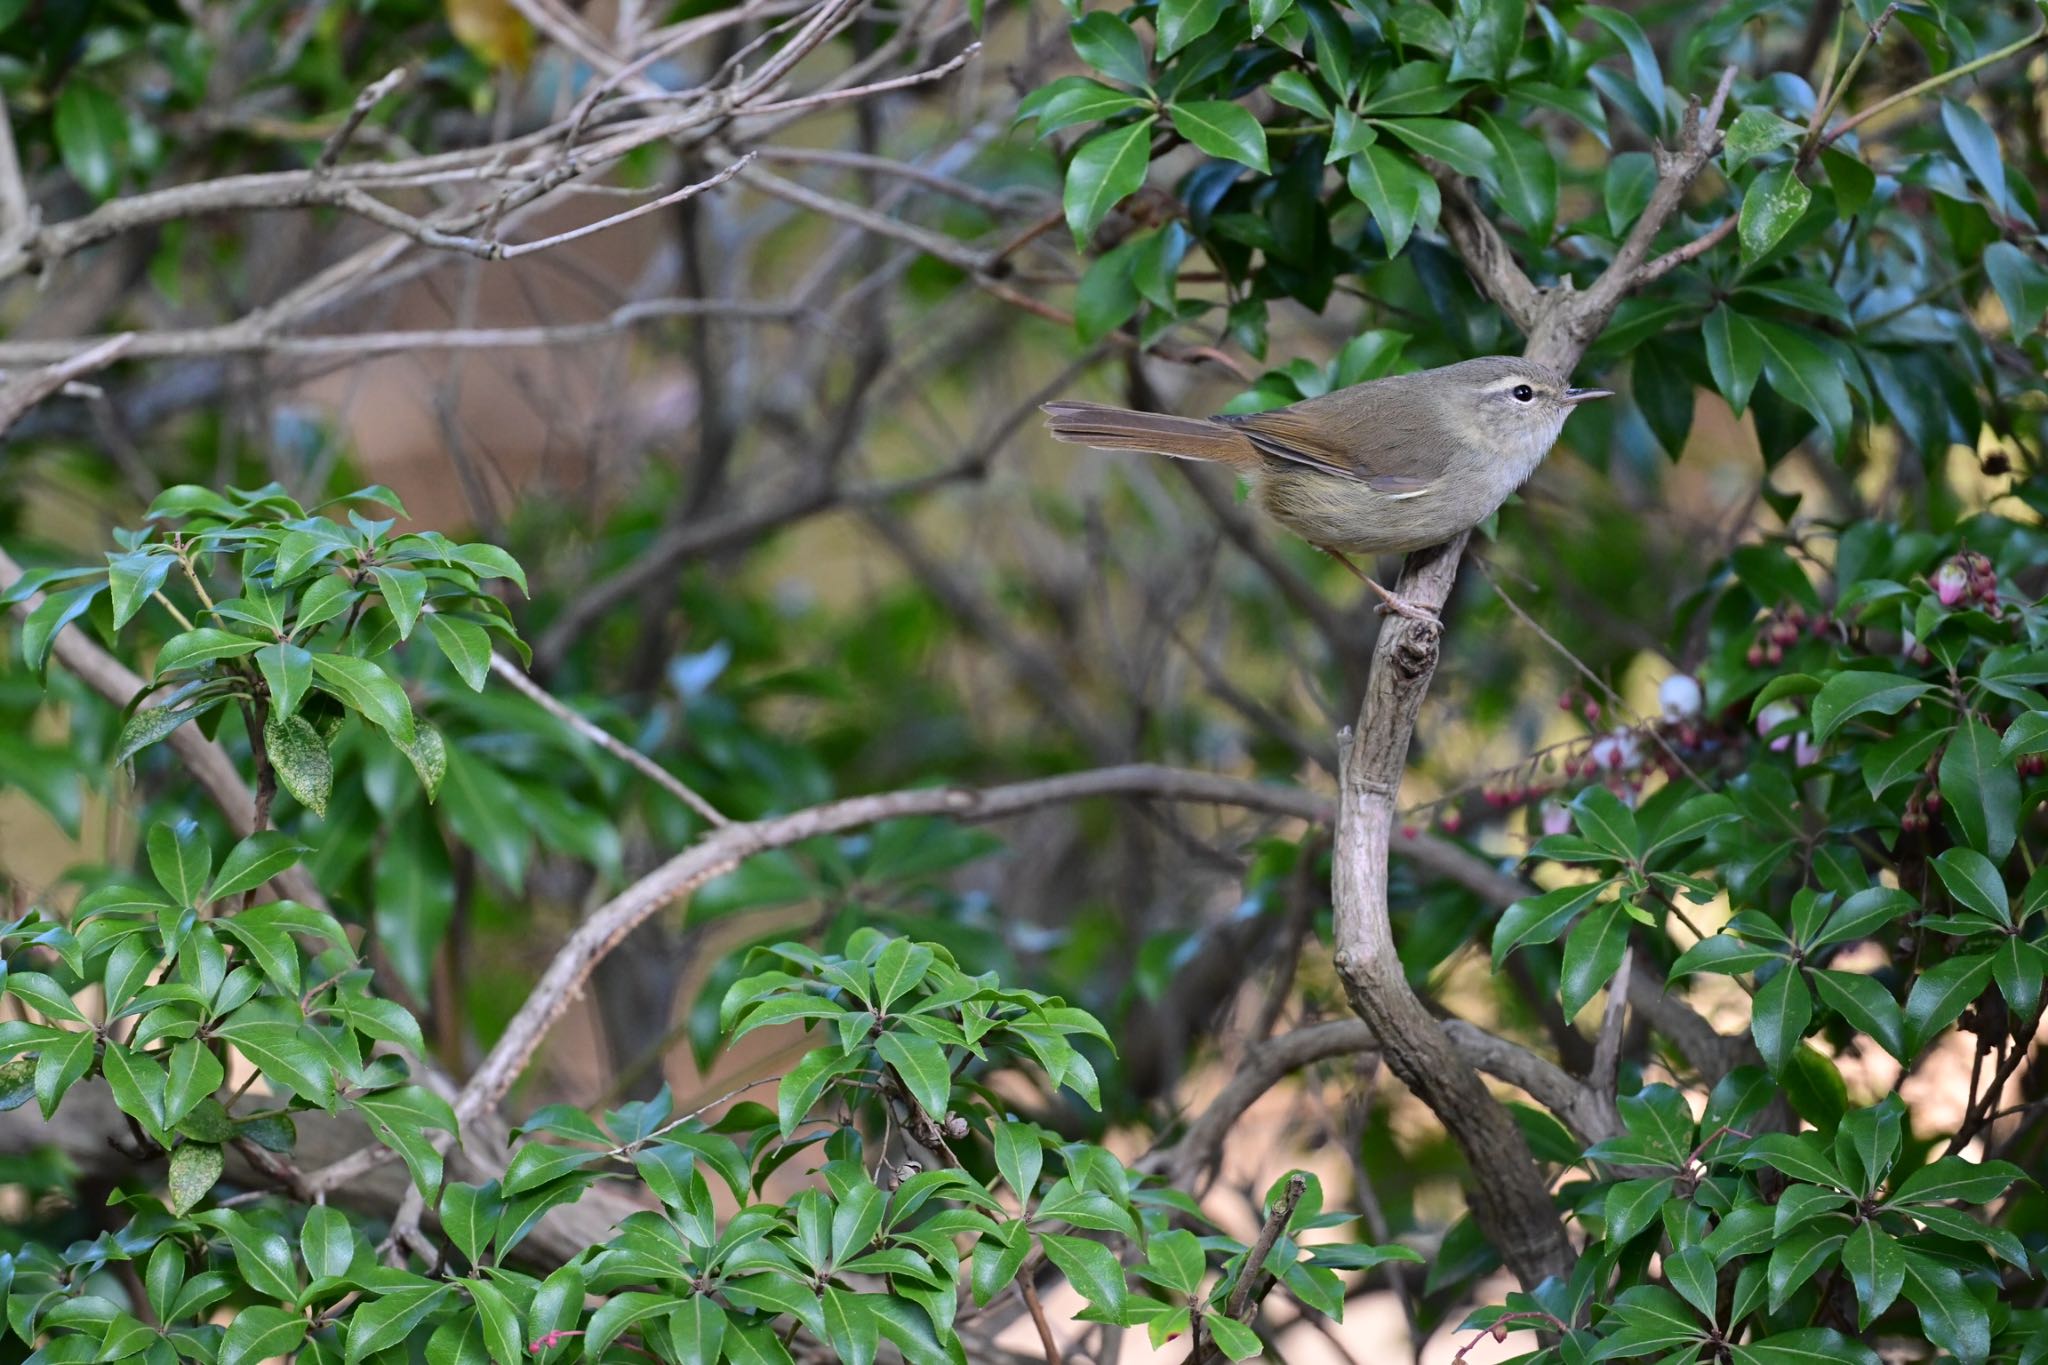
left=1562, top=387, right=1613, bottom=405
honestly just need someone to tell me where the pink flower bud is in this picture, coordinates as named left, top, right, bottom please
left=1542, top=803, right=1572, bottom=836
left=1794, top=732, right=1820, bottom=767
left=1935, top=561, right=1970, bottom=607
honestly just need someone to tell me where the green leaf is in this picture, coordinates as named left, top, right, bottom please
left=439, top=1183, right=500, bottom=1267
left=168, top=1142, right=224, bottom=1214
left=1820, top=147, right=1873, bottom=217
left=1560, top=900, right=1628, bottom=1018
left=1767, top=1228, right=1844, bottom=1313
left=300, top=1205, right=356, bottom=1281
left=264, top=712, right=333, bottom=817
left=821, top=1286, right=878, bottom=1365
left=1064, top=117, right=1157, bottom=246
left=1346, top=144, right=1433, bottom=256
left=1753, top=319, right=1853, bottom=446
left=1479, top=111, right=1556, bottom=239
left=1940, top=720, right=2018, bottom=859
left=370, top=566, right=426, bottom=640
left=344, top=1282, right=449, bottom=1364
left=1664, top=1244, right=1718, bottom=1323
left=107, top=551, right=174, bottom=630
left=396, top=722, right=448, bottom=802
left=1041, top=1232, right=1127, bottom=1317
left=154, top=627, right=263, bottom=678
left=1448, top=0, right=1522, bottom=82
left=356, top=1086, right=458, bottom=1201
left=1941, top=99, right=2013, bottom=215
left=1902, top=953, right=1995, bottom=1057
left=1734, top=1328, right=1880, bottom=1365
left=1374, top=117, right=1494, bottom=179
left=1572, top=785, right=1641, bottom=859
left=213, top=1012, right=334, bottom=1106
left=255, top=643, right=314, bottom=717
left=165, top=1040, right=224, bottom=1129
left=148, top=819, right=213, bottom=907
left=1206, top=1315, right=1263, bottom=1360
left=1750, top=966, right=1811, bottom=1075
left=1605, top=151, right=1655, bottom=236
left=53, top=83, right=126, bottom=199
left=1143, top=1228, right=1204, bottom=1296
left=1889, top=1154, right=2028, bottom=1206
left=424, top=615, right=492, bottom=691
left=1069, top=11, right=1150, bottom=87
left=1862, top=727, right=1949, bottom=797
left=993, top=1121, right=1044, bottom=1203
left=34, top=1026, right=94, bottom=1115
left=1602, top=1176, right=1673, bottom=1243
left=875, top=1030, right=952, bottom=1120
left=1985, top=242, right=2048, bottom=341
left=1901, top=1255, right=1990, bottom=1365
left=1493, top=880, right=1607, bottom=967
left=1030, top=76, right=1149, bottom=137
left=311, top=653, right=417, bottom=742
left=1811, top=970, right=1906, bottom=1060
left=1155, top=0, right=1222, bottom=56
left=1932, top=847, right=2010, bottom=927
left=664, top=1296, right=729, bottom=1365
left=208, top=831, right=309, bottom=904
left=1841, top=1221, right=1904, bottom=1328
left=114, top=699, right=217, bottom=767
left=1723, top=106, right=1802, bottom=163
left=1167, top=100, right=1269, bottom=172
left=23, top=582, right=107, bottom=673
left=1809, top=671, right=1931, bottom=744
left=1781, top=1045, right=1848, bottom=1131
left=220, top=1307, right=308, bottom=1365
left=1583, top=7, right=1664, bottom=128
left=444, top=542, right=527, bottom=595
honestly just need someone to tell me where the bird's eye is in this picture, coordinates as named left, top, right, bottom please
left=1512, top=384, right=1534, bottom=403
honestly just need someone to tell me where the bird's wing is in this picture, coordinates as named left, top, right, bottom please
left=1215, top=385, right=1452, bottom=492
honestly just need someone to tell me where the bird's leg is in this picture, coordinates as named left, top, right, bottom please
left=1316, top=545, right=1440, bottom=624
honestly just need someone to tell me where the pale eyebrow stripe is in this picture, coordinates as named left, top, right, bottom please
left=1479, top=376, right=1533, bottom=393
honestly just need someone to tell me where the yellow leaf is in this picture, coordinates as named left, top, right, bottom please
left=445, top=0, right=535, bottom=72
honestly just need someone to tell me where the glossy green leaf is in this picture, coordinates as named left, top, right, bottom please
left=1064, top=117, right=1157, bottom=246
left=1167, top=100, right=1268, bottom=172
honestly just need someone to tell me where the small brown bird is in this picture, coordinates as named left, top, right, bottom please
left=1043, top=356, right=1610, bottom=620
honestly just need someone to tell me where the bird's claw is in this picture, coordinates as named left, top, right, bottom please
left=1365, top=577, right=1440, bottom=625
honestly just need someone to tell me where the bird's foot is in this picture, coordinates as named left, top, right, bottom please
left=1365, top=577, right=1441, bottom=625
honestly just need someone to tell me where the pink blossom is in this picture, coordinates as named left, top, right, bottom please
left=1935, top=560, right=1970, bottom=607
left=1589, top=729, right=1640, bottom=771
left=1541, top=803, right=1573, bottom=836
left=1659, top=673, right=1703, bottom=722
left=1794, top=732, right=1820, bottom=767
left=1756, top=700, right=1799, bottom=751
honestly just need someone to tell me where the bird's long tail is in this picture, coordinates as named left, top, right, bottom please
left=1041, top=401, right=1256, bottom=468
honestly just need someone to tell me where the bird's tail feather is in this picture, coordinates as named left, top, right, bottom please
left=1041, top=401, right=1254, bottom=468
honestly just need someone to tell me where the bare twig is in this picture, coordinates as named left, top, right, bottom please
left=1227, top=1172, right=1306, bottom=1319
left=737, top=41, right=982, bottom=117
left=1591, top=948, right=1633, bottom=1099
left=486, top=652, right=731, bottom=827
left=317, top=67, right=410, bottom=171
left=302, top=762, right=1330, bottom=1192
left=1822, top=21, right=2047, bottom=149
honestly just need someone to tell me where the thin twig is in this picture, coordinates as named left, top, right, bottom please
left=317, top=67, right=410, bottom=172
left=486, top=653, right=730, bottom=827
left=1823, top=21, right=2048, bottom=148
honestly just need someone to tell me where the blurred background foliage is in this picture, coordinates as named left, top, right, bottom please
left=3, top=0, right=2048, bottom=1356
